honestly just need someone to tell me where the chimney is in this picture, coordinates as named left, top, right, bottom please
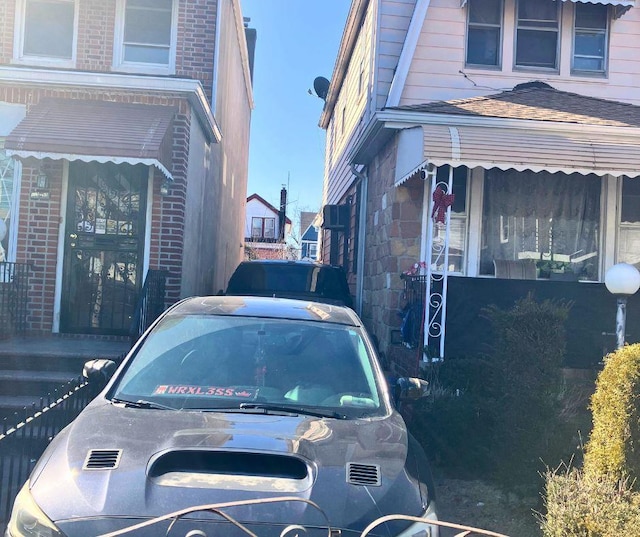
left=279, top=187, right=287, bottom=241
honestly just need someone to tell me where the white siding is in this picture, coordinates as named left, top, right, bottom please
left=324, top=0, right=378, bottom=205
left=245, top=198, right=281, bottom=238
left=401, top=0, right=640, bottom=105
left=376, top=0, right=416, bottom=109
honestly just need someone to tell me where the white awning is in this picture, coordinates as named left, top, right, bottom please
left=461, top=0, right=634, bottom=5
left=395, top=124, right=640, bottom=186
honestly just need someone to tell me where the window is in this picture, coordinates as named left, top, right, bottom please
left=251, top=217, right=276, bottom=240
left=432, top=166, right=468, bottom=273
left=466, top=0, right=503, bottom=67
left=515, top=0, right=560, bottom=70
left=16, top=0, right=76, bottom=63
left=480, top=170, right=601, bottom=281
left=0, top=141, right=18, bottom=262
left=115, top=0, right=176, bottom=72
left=573, top=3, right=608, bottom=74
left=618, top=177, right=640, bottom=268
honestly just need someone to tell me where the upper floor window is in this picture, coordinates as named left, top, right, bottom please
left=515, top=0, right=560, bottom=70
left=573, top=3, right=609, bottom=75
left=466, top=0, right=503, bottom=67
left=252, top=217, right=276, bottom=240
left=15, top=0, right=76, bottom=65
left=114, top=0, right=177, bottom=74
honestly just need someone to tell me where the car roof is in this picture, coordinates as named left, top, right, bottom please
left=166, top=295, right=361, bottom=326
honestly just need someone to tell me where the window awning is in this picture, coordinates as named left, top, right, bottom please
left=461, top=0, right=634, bottom=5
left=394, top=124, right=640, bottom=186
left=5, top=99, right=176, bottom=180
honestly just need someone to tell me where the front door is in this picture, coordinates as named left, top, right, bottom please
left=61, top=161, right=148, bottom=335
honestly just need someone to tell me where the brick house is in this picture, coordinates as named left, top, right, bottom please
left=244, top=191, right=293, bottom=261
left=319, top=0, right=640, bottom=374
left=0, top=0, right=254, bottom=337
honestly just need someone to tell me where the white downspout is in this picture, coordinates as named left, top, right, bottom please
left=351, top=163, right=368, bottom=316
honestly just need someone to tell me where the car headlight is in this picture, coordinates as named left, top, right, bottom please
left=6, top=483, right=63, bottom=537
left=393, top=501, right=440, bottom=537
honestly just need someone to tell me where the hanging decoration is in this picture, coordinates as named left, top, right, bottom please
left=431, top=186, right=455, bottom=224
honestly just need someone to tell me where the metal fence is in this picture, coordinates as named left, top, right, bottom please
left=129, top=269, right=167, bottom=345
left=400, top=274, right=428, bottom=349
left=0, top=377, right=99, bottom=527
left=0, top=262, right=30, bottom=338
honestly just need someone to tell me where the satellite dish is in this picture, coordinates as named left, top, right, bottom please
left=313, top=77, right=330, bottom=101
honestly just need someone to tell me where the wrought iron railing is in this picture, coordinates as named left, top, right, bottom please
left=0, top=377, right=100, bottom=527
left=0, top=262, right=30, bottom=338
left=129, top=269, right=167, bottom=345
left=400, top=274, right=428, bottom=350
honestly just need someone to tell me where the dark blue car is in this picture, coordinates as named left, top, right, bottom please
left=6, top=296, right=438, bottom=537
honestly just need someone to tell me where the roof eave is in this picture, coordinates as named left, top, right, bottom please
left=0, top=66, right=222, bottom=143
left=319, top=0, right=370, bottom=130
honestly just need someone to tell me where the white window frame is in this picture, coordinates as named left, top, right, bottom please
left=113, top=0, right=178, bottom=75
left=571, top=3, right=609, bottom=76
left=13, top=0, right=78, bottom=68
left=514, top=0, right=561, bottom=72
left=465, top=0, right=504, bottom=69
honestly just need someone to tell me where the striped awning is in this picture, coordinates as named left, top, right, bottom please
left=395, top=124, right=640, bottom=186
left=5, top=99, right=176, bottom=180
left=461, top=0, right=634, bottom=4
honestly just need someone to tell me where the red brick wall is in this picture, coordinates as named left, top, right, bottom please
left=0, top=0, right=218, bottom=102
left=0, top=86, right=191, bottom=332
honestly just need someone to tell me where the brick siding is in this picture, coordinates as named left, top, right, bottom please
left=0, top=86, right=192, bottom=333
left=0, top=0, right=218, bottom=102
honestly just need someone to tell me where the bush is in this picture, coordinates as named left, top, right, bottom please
left=482, top=294, right=572, bottom=490
left=541, top=465, right=640, bottom=537
left=583, top=343, right=640, bottom=485
left=411, top=295, right=577, bottom=490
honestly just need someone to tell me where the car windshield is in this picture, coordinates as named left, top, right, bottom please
left=112, top=314, right=385, bottom=418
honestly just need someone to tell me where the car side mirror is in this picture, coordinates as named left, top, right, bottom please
left=396, top=377, right=430, bottom=402
left=83, top=359, right=117, bottom=386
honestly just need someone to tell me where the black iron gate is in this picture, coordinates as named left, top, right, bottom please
left=61, top=162, right=148, bottom=335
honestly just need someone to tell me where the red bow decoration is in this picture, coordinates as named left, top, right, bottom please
left=431, top=187, right=455, bottom=224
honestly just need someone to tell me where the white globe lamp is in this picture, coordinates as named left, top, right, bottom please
left=604, top=263, right=640, bottom=349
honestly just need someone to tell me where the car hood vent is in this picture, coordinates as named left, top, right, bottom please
left=346, top=463, right=380, bottom=486
left=83, top=449, right=122, bottom=470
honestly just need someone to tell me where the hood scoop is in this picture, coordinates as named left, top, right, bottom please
left=147, top=450, right=313, bottom=493
left=346, top=463, right=381, bottom=486
left=84, top=449, right=122, bottom=470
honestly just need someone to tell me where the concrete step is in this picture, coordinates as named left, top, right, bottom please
left=0, top=370, right=80, bottom=397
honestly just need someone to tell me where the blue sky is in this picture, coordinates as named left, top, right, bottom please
left=240, top=0, right=351, bottom=227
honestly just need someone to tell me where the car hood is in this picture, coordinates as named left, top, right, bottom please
left=29, top=400, right=426, bottom=535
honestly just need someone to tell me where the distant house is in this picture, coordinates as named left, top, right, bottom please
left=299, top=211, right=319, bottom=261
left=244, top=191, right=293, bottom=260
left=0, top=0, right=254, bottom=338
left=320, top=0, right=640, bottom=374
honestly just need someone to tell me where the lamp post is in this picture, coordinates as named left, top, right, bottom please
left=604, top=263, right=640, bottom=350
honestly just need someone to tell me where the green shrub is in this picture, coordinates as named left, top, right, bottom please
left=482, top=294, right=572, bottom=490
left=541, top=465, right=640, bottom=537
left=583, top=343, right=640, bottom=485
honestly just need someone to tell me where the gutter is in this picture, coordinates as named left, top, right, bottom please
left=350, top=163, right=368, bottom=317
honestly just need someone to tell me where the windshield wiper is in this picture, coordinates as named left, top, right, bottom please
left=238, top=402, right=347, bottom=420
left=111, top=398, right=177, bottom=411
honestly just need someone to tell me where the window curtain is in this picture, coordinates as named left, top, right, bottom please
left=480, top=169, right=601, bottom=280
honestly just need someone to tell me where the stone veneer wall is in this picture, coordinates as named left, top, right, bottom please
left=361, top=135, right=425, bottom=376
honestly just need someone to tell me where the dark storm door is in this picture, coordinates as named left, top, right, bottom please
left=61, top=161, right=148, bottom=335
